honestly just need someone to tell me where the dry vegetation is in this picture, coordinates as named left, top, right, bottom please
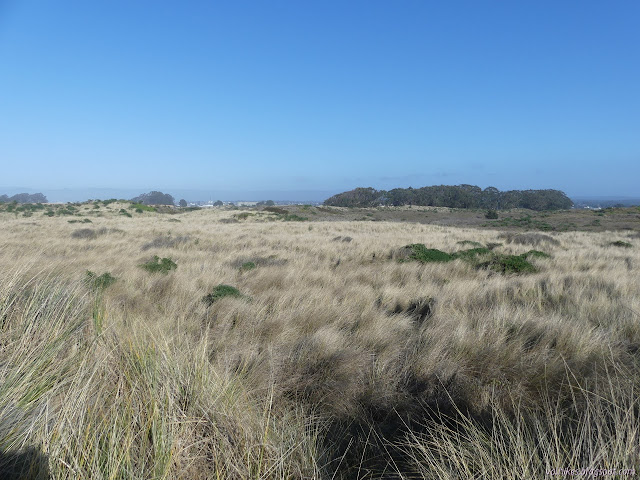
left=1, top=202, right=639, bottom=479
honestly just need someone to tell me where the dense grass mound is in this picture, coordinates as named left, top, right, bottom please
left=610, top=240, right=632, bottom=248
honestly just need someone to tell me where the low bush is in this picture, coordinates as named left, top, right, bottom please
left=240, top=261, right=256, bottom=271
left=479, top=254, right=537, bottom=274
left=203, top=285, right=245, bottom=306
left=119, top=209, right=132, bottom=218
left=399, top=244, right=544, bottom=274
left=610, top=240, right=632, bottom=248
left=485, top=209, right=499, bottom=219
left=402, top=244, right=453, bottom=263
left=139, top=256, right=177, bottom=274
left=85, top=271, right=117, bottom=290
left=130, top=203, right=156, bottom=212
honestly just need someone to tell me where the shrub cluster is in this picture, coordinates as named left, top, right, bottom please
left=139, top=256, right=177, bottom=274
left=202, top=284, right=245, bottom=306
left=399, top=243, right=549, bottom=274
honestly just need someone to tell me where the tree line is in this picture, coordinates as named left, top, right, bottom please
left=324, top=185, right=573, bottom=210
left=0, top=193, right=48, bottom=203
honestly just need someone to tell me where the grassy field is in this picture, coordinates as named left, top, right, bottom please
left=1, top=202, right=639, bottom=479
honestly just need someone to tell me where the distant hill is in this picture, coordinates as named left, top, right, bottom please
left=0, top=192, right=48, bottom=203
left=324, top=185, right=573, bottom=211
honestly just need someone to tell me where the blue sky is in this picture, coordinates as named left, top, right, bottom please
left=1, top=1, right=639, bottom=200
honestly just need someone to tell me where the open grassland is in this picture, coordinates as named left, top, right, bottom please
left=1, top=203, right=640, bottom=479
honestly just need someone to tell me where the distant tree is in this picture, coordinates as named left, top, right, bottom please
left=324, top=187, right=382, bottom=207
left=131, top=191, right=175, bottom=205
left=324, top=185, right=572, bottom=210
left=3, top=192, right=48, bottom=203
left=178, top=199, right=187, bottom=208
left=213, top=200, right=223, bottom=206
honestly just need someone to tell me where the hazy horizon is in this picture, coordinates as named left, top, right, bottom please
left=2, top=184, right=640, bottom=205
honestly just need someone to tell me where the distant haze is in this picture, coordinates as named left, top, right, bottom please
left=0, top=187, right=339, bottom=204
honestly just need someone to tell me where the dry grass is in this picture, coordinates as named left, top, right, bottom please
left=1, top=203, right=639, bottom=478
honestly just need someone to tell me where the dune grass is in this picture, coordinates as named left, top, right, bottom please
left=0, top=204, right=639, bottom=478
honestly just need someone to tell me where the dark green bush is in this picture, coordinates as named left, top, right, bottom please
left=485, top=210, right=499, bottom=219
left=119, top=209, right=132, bottom=218
left=480, top=254, right=537, bottom=274
left=610, top=240, right=632, bottom=248
left=86, top=271, right=117, bottom=290
left=203, top=285, right=244, bottom=306
left=404, top=244, right=453, bottom=263
left=240, top=261, right=256, bottom=271
left=139, top=256, right=177, bottom=274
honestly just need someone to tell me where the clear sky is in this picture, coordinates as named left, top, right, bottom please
left=1, top=1, right=639, bottom=200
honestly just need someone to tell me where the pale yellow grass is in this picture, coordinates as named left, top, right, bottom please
left=1, top=205, right=639, bottom=478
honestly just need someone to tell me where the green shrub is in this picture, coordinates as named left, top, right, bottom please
left=85, top=270, right=117, bottom=290
left=404, top=244, right=453, bottom=263
left=119, top=209, right=132, bottom=218
left=139, top=256, right=177, bottom=274
left=130, top=203, right=156, bottom=212
left=610, top=240, right=632, bottom=248
left=240, top=261, right=256, bottom=271
left=203, top=284, right=244, bottom=306
left=480, top=254, right=537, bottom=274
left=485, top=210, right=499, bottom=219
